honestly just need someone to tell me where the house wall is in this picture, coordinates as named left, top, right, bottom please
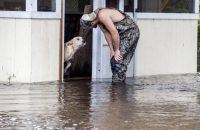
left=0, top=18, right=197, bottom=82
left=135, top=19, right=197, bottom=76
left=31, top=19, right=60, bottom=82
left=0, top=18, right=31, bottom=82
left=98, top=19, right=197, bottom=78
left=0, top=18, right=60, bottom=83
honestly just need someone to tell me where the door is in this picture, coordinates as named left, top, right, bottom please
left=92, top=0, right=138, bottom=80
left=63, top=0, right=93, bottom=80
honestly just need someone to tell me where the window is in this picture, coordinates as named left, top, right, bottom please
left=0, top=0, right=26, bottom=11
left=106, top=0, right=119, bottom=9
left=38, top=0, right=56, bottom=12
left=65, top=0, right=91, bottom=13
left=138, top=0, right=194, bottom=13
left=124, top=0, right=134, bottom=12
left=0, top=0, right=61, bottom=19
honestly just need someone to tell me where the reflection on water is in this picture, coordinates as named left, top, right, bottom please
left=197, top=93, right=200, bottom=105
left=0, top=74, right=200, bottom=130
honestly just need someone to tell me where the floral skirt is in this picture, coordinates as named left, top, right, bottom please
left=110, top=26, right=140, bottom=83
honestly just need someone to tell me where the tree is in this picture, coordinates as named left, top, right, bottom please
left=162, top=0, right=191, bottom=13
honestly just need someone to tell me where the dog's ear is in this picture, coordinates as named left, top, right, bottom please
left=66, top=41, right=73, bottom=46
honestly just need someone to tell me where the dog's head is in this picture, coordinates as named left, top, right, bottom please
left=66, top=36, right=86, bottom=50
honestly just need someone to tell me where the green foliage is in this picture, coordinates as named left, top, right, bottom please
left=162, top=0, right=190, bottom=13
left=163, top=8, right=189, bottom=13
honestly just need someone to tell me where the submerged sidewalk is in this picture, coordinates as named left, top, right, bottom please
left=0, top=74, right=200, bottom=130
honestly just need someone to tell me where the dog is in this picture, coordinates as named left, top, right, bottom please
left=64, top=36, right=86, bottom=75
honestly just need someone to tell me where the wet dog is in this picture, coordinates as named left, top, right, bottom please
left=64, top=36, right=86, bottom=75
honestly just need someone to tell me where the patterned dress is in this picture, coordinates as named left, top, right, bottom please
left=110, top=10, right=140, bottom=83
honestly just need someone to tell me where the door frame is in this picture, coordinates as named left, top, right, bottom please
left=62, top=0, right=138, bottom=81
left=61, top=0, right=65, bottom=82
left=92, top=0, right=138, bottom=80
left=61, top=0, right=94, bottom=81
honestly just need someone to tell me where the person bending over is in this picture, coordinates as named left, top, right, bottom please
left=80, top=8, right=140, bottom=83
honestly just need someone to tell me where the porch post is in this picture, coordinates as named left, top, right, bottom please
left=134, top=0, right=138, bottom=21
left=26, top=0, right=32, bottom=12
left=194, top=0, right=199, bottom=13
left=119, top=0, right=124, bottom=11
left=61, top=0, right=65, bottom=82
left=92, top=0, right=103, bottom=80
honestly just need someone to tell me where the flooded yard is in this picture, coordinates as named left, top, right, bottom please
left=0, top=74, right=200, bottom=130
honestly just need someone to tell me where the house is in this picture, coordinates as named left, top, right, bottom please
left=0, top=0, right=199, bottom=83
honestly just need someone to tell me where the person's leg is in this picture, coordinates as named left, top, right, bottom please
left=123, top=33, right=139, bottom=66
left=110, top=29, right=140, bottom=83
left=110, top=56, right=126, bottom=82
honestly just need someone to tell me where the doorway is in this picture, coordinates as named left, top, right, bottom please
left=64, top=0, right=93, bottom=79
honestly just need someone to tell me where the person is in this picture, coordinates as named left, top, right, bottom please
left=80, top=8, right=140, bottom=83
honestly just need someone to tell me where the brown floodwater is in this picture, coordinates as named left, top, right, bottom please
left=0, top=74, right=200, bottom=130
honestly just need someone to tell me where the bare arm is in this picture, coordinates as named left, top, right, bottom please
left=99, top=24, right=114, bottom=57
left=98, top=14, right=120, bottom=51
left=98, top=11, right=122, bottom=62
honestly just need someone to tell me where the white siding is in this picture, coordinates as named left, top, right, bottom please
left=14, top=19, right=32, bottom=82
left=0, top=18, right=198, bottom=82
left=135, top=19, right=197, bottom=76
left=31, top=19, right=60, bottom=82
left=94, top=19, right=197, bottom=79
left=0, top=18, right=60, bottom=83
left=0, top=18, right=31, bottom=82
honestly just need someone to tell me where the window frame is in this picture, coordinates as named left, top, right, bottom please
left=124, top=0, right=199, bottom=20
left=0, top=0, right=61, bottom=19
left=106, top=0, right=119, bottom=9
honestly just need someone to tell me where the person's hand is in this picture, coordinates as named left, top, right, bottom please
left=114, top=50, right=122, bottom=62
left=110, top=50, right=115, bottom=59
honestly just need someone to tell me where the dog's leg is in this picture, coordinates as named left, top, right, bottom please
left=64, top=62, right=71, bottom=74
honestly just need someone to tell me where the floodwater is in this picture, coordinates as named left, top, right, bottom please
left=0, top=74, right=200, bottom=130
